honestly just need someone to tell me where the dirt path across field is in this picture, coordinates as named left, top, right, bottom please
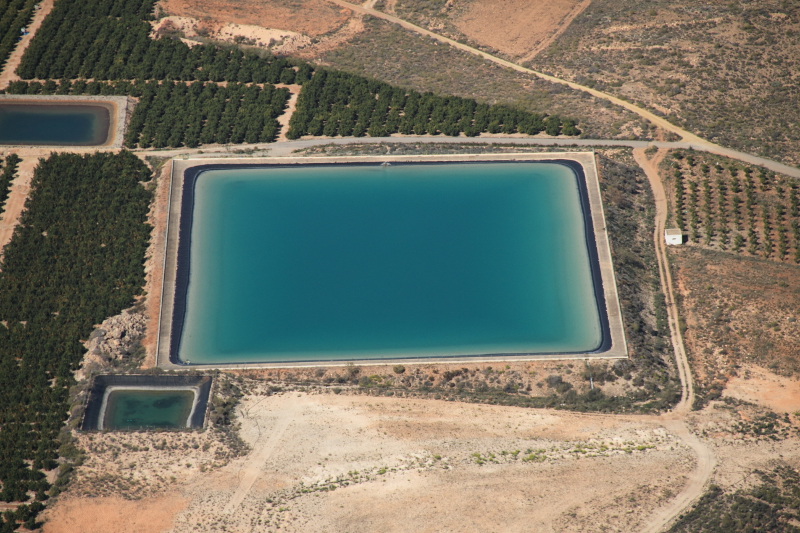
left=276, top=85, right=301, bottom=142
left=0, top=155, right=37, bottom=254
left=221, top=394, right=305, bottom=514
left=453, top=0, right=592, bottom=63
left=325, top=0, right=800, bottom=178
left=634, top=148, right=695, bottom=413
left=0, top=0, right=55, bottom=90
left=634, top=147, right=716, bottom=532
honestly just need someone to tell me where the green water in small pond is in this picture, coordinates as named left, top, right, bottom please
left=178, top=162, right=603, bottom=363
left=103, top=389, right=194, bottom=430
left=0, top=103, right=110, bottom=145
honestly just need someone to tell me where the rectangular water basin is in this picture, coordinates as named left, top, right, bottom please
left=168, top=160, right=614, bottom=364
left=0, top=100, right=111, bottom=146
left=81, top=375, right=212, bottom=431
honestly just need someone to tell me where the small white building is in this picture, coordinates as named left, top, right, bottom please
left=665, top=228, right=683, bottom=245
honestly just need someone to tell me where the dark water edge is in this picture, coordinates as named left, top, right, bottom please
left=103, top=389, right=194, bottom=430
left=81, top=375, right=212, bottom=431
left=0, top=102, right=111, bottom=146
left=171, top=161, right=611, bottom=364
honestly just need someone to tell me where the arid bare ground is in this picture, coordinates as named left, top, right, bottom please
left=42, top=494, right=188, bottom=533
left=453, top=0, right=592, bottom=62
left=42, top=384, right=800, bottom=533
left=139, top=158, right=174, bottom=368
left=43, top=390, right=696, bottom=533
left=157, top=0, right=351, bottom=37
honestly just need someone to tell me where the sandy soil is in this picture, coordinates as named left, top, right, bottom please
left=43, top=494, right=187, bottom=533
left=0, top=0, right=55, bottom=90
left=152, top=17, right=312, bottom=53
left=275, top=85, right=301, bottom=142
left=723, top=365, right=800, bottom=414
left=157, top=0, right=352, bottom=37
left=454, top=0, right=592, bottom=61
left=45, top=390, right=700, bottom=533
left=42, top=384, right=800, bottom=532
left=140, top=159, right=174, bottom=368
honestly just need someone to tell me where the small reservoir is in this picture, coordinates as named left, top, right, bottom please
left=103, top=389, right=195, bottom=430
left=81, top=375, right=212, bottom=431
left=170, top=161, right=613, bottom=364
left=0, top=101, right=112, bottom=146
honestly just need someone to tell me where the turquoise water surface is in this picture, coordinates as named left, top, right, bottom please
left=104, top=389, right=194, bottom=430
left=178, top=162, right=602, bottom=363
left=0, top=103, right=110, bottom=145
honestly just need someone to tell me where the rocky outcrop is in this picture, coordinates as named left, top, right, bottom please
left=77, top=310, right=146, bottom=380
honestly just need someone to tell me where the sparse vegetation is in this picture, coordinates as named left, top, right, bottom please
left=531, top=0, right=800, bottom=167
left=669, top=466, right=800, bottom=533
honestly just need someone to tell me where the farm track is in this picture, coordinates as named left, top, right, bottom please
left=1, top=1, right=790, bottom=528
left=324, top=0, right=800, bottom=179
left=635, top=148, right=715, bottom=532
left=0, top=0, right=54, bottom=90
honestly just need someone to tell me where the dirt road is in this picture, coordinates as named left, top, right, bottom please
left=134, top=136, right=800, bottom=179
left=221, top=394, right=304, bottom=514
left=633, top=147, right=715, bottom=532
left=641, top=419, right=716, bottom=533
left=326, top=0, right=800, bottom=177
left=0, top=155, right=37, bottom=253
left=327, top=0, right=705, bottom=143
left=0, top=0, right=55, bottom=90
left=633, top=148, right=695, bottom=413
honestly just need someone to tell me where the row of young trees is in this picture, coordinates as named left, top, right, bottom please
left=3, top=79, right=291, bottom=148
left=0, top=154, right=20, bottom=209
left=15, top=0, right=307, bottom=84
left=0, top=0, right=36, bottom=73
left=671, top=152, right=800, bottom=263
left=287, top=69, right=580, bottom=139
left=0, top=153, right=152, bottom=530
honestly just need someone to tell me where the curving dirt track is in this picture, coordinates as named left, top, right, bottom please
left=634, top=147, right=715, bottom=533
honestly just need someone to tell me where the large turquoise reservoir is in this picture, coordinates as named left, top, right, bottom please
left=176, top=162, right=603, bottom=363
left=0, top=102, right=110, bottom=146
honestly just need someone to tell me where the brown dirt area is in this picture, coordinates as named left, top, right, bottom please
left=453, top=0, right=592, bottom=62
left=671, top=240, right=800, bottom=403
left=45, top=389, right=697, bottom=533
left=43, top=494, right=187, bottom=533
left=723, top=365, right=800, bottom=414
left=157, top=0, right=352, bottom=37
left=139, top=157, right=173, bottom=368
left=44, top=382, right=800, bottom=532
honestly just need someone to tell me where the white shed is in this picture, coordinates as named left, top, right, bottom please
left=665, top=228, right=683, bottom=245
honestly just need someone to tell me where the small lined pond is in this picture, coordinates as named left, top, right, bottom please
left=0, top=102, right=111, bottom=146
left=102, top=389, right=196, bottom=430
